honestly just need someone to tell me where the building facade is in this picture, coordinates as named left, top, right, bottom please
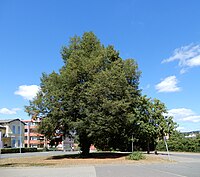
left=0, top=119, right=25, bottom=148
left=23, top=119, right=47, bottom=148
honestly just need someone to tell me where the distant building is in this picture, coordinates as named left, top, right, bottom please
left=0, top=125, right=6, bottom=148
left=0, top=125, right=6, bottom=136
left=62, top=137, right=74, bottom=151
left=184, top=131, right=200, bottom=138
left=0, top=118, right=25, bottom=148
left=23, top=119, right=47, bottom=148
left=185, top=134, right=196, bottom=138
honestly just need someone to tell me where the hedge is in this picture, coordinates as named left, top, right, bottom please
left=0, top=147, right=37, bottom=154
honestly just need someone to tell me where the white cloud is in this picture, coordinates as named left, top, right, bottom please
left=0, top=108, right=21, bottom=115
left=182, top=116, right=200, bottom=123
left=155, top=76, right=181, bottom=93
left=187, top=55, right=200, bottom=67
left=162, top=44, right=200, bottom=74
left=167, top=108, right=200, bottom=123
left=14, top=85, right=40, bottom=100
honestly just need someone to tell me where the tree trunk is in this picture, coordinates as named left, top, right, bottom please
left=81, top=143, right=91, bottom=156
left=79, top=131, right=91, bottom=156
left=147, top=139, right=150, bottom=154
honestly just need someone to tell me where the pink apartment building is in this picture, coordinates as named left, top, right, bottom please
left=23, top=119, right=47, bottom=148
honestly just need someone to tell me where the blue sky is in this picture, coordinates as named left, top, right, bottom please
left=0, top=0, right=200, bottom=132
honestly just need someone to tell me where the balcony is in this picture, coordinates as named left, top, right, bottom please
left=24, top=140, right=45, bottom=145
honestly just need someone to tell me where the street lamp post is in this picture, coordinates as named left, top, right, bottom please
left=132, top=134, right=134, bottom=152
left=164, top=135, right=170, bottom=161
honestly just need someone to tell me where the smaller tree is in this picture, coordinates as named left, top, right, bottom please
left=134, top=96, right=176, bottom=154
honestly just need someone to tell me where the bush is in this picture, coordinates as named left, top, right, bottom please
left=126, top=151, right=146, bottom=160
left=156, top=133, right=200, bottom=153
left=1, top=148, right=37, bottom=154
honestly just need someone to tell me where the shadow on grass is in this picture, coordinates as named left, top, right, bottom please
left=0, top=163, right=56, bottom=167
left=47, top=152, right=131, bottom=160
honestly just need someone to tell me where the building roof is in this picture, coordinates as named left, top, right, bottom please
left=0, top=125, right=6, bottom=129
left=0, top=118, right=25, bottom=125
left=23, top=119, right=41, bottom=123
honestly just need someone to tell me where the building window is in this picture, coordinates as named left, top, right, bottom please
left=25, top=129, right=28, bottom=133
left=30, top=136, right=38, bottom=140
left=18, top=126, right=20, bottom=134
left=12, top=139, right=16, bottom=147
left=18, top=139, right=20, bottom=147
left=12, top=125, right=16, bottom=134
left=31, top=122, right=37, bottom=126
left=31, top=144, right=38, bottom=148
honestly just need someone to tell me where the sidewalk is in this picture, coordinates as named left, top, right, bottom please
left=0, top=166, right=97, bottom=177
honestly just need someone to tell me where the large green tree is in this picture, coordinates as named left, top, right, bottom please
left=25, top=32, right=176, bottom=155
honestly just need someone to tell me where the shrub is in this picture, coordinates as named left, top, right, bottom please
left=1, top=148, right=37, bottom=154
left=126, top=151, right=146, bottom=160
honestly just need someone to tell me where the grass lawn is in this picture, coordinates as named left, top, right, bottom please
left=0, top=152, right=168, bottom=167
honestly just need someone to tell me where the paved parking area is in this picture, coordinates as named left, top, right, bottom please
left=1, top=152, right=200, bottom=177
left=96, top=153, right=200, bottom=177
left=0, top=166, right=96, bottom=177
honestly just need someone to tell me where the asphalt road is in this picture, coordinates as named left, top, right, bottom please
left=95, top=152, right=200, bottom=177
left=0, top=150, right=78, bottom=159
left=0, top=152, right=200, bottom=177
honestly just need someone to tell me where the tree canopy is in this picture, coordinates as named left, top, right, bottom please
left=25, top=32, right=176, bottom=155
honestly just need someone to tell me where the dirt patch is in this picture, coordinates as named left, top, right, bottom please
left=0, top=153, right=169, bottom=167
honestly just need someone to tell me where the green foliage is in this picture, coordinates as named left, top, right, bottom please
left=126, top=151, right=146, bottom=160
left=1, top=148, right=37, bottom=154
left=132, top=96, right=177, bottom=153
left=156, top=131, right=200, bottom=152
